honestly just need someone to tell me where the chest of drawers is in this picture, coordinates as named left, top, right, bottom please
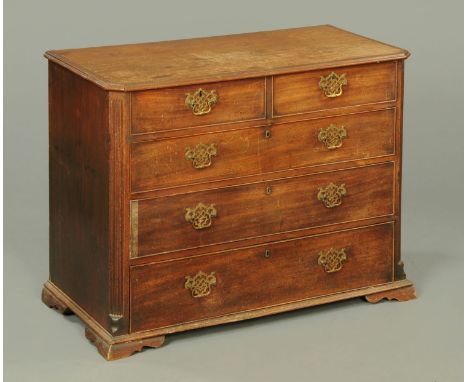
left=42, top=25, right=416, bottom=360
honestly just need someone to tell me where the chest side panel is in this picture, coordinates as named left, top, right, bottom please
left=48, top=62, right=110, bottom=328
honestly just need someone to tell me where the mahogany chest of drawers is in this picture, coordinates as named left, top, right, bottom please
left=42, top=25, right=416, bottom=360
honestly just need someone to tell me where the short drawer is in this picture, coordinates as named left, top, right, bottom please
left=273, top=62, right=396, bottom=116
left=131, top=162, right=394, bottom=257
left=130, top=222, right=394, bottom=332
left=131, top=78, right=266, bottom=134
left=131, top=108, right=395, bottom=192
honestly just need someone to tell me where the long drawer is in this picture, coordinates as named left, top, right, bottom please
left=131, top=108, right=395, bottom=192
left=131, top=162, right=394, bottom=257
left=130, top=222, right=394, bottom=332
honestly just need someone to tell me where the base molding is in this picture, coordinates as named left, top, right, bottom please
left=85, top=327, right=165, bottom=361
left=41, top=284, right=73, bottom=315
left=42, top=279, right=415, bottom=360
left=364, top=285, right=416, bottom=303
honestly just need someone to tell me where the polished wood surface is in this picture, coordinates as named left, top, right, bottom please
left=130, top=223, right=394, bottom=332
left=131, top=78, right=266, bottom=134
left=48, top=62, right=111, bottom=328
left=135, top=162, right=394, bottom=257
left=45, top=25, right=408, bottom=91
left=131, top=108, right=395, bottom=192
left=44, top=25, right=413, bottom=360
left=273, top=62, right=396, bottom=116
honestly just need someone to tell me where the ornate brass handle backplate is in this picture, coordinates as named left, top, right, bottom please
left=318, top=247, right=347, bottom=273
left=185, top=202, right=217, bottom=230
left=319, top=72, right=347, bottom=98
left=318, top=124, right=347, bottom=149
left=185, top=271, right=217, bottom=298
left=185, top=88, right=218, bottom=115
left=185, top=143, right=218, bottom=169
left=317, top=183, right=347, bottom=208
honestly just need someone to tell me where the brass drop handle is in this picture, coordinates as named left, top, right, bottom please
left=318, top=247, right=347, bottom=273
left=318, top=124, right=347, bottom=149
left=185, top=271, right=217, bottom=298
left=319, top=72, right=347, bottom=98
left=185, top=203, right=217, bottom=230
left=317, top=183, right=347, bottom=208
left=185, top=143, right=218, bottom=169
left=185, top=88, right=218, bottom=115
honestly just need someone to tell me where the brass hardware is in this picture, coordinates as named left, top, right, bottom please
left=317, top=183, right=347, bottom=208
left=264, top=249, right=271, bottom=258
left=318, top=124, right=347, bottom=149
left=184, top=271, right=217, bottom=298
left=130, top=200, right=139, bottom=258
left=264, top=129, right=272, bottom=139
left=319, top=72, right=347, bottom=98
left=265, top=185, right=273, bottom=195
left=185, top=88, right=218, bottom=115
left=185, top=143, right=218, bottom=169
left=318, top=247, right=347, bottom=273
left=185, top=202, right=217, bottom=230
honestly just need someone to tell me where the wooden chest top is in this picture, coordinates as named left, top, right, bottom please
left=44, top=25, right=409, bottom=90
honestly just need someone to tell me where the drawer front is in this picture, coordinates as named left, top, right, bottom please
left=132, top=162, right=394, bottom=257
left=130, top=223, right=394, bottom=332
left=131, top=108, right=395, bottom=192
left=273, top=62, right=396, bottom=116
left=131, top=78, right=266, bottom=134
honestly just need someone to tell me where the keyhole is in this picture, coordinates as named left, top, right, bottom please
left=265, top=185, right=273, bottom=195
left=264, top=249, right=271, bottom=258
left=264, top=129, right=272, bottom=139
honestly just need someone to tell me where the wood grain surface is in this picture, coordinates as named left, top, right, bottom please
left=134, top=162, right=394, bottom=257
left=131, top=78, right=266, bottom=134
left=131, top=108, right=395, bottom=192
left=48, top=62, right=110, bottom=328
left=44, top=25, right=409, bottom=90
left=273, top=61, right=397, bottom=116
left=130, top=223, right=394, bottom=332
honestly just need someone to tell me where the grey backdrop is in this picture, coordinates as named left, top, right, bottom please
left=5, top=0, right=463, bottom=381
